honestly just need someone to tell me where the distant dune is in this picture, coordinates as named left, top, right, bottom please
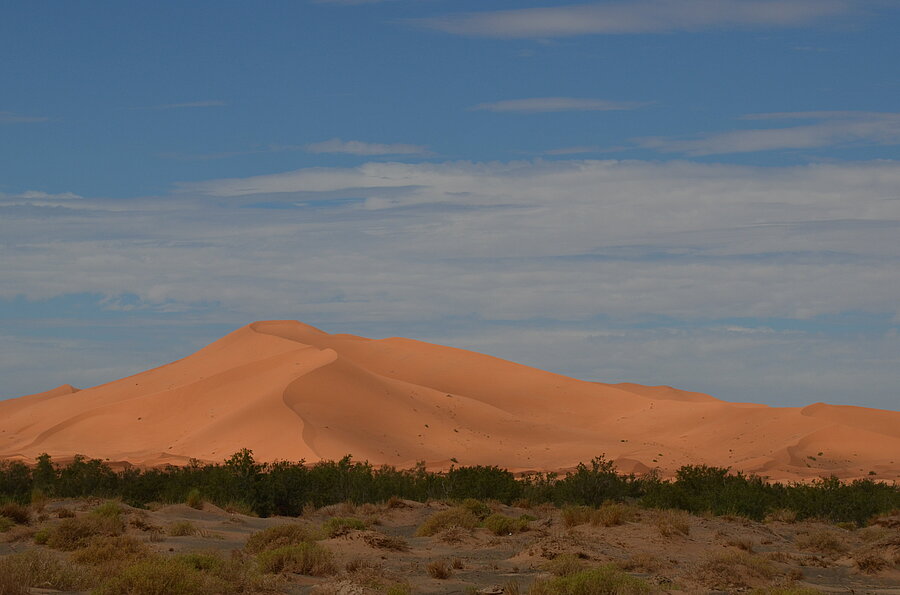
left=1, top=320, right=898, bottom=481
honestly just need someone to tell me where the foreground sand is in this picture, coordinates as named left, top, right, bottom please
left=1, top=320, right=898, bottom=481
left=2, top=498, right=899, bottom=594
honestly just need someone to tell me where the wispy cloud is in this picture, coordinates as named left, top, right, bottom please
left=304, top=138, right=428, bottom=155
left=0, top=111, right=49, bottom=124
left=637, top=111, right=900, bottom=155
left=134, top=100, right=226, bottom=111
left=418, top=0, right=853, bottom=38
left=471, top=97, right=645, bottom=113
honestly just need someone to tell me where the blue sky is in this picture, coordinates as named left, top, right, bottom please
left=2, top=0, right=899, bottom=409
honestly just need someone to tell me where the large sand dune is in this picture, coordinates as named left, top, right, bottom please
left=1, top=320, right=897, bottom=481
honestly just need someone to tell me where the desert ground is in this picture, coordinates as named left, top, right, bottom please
left=1, top=496, right=899, bottom=594
left=1, top=320, right=898, bottom=482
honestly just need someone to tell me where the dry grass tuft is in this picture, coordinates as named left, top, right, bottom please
left=244, top=523, right=315, bottom=554
left=652, top=509, right=691, bottom=537
left=795, top=530, right=848, bottom=555
left=426, top=560, right=452, bottom=579
left=256, top=543, right=336, bottom=576
left=322, top=516, right=368, bottom=537
left=0, top=549, right=94, bottom=594
left=591, top=502, right=640, bottom=527
left=45, top=513, right=124, bottom=550
left=530, top=564, right=656, bottom=595
left=416, top=507, right=479, bottom=537
left=696, top=550, right=777, bottom=590
left=362, top=531, right=409, bottom=551
left=616, top=553, right=667, bottom=573
left=70, top=534, right=151, bottom=569
left=168, top=520, right=198, bottom=536
left=0, top=502, right=31, bottom=525
left=543, top=553, right=586, bottom=577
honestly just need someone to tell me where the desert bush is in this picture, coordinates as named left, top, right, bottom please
left=256, top=543, right=336, bottom=576
left=0, top=502, right=31, bottom=524
left=652, top=509, right=691, bottom=537
left=551, top=456, right=640, bottom=507
left=854, top=552, right=888, bottom=573
left=92, top=501, right=123, bottom=518
left=416, top=507, right=479, bottom=536
left=322, top=516, right=367, bottom=537
left=244, top=523, right=315, bottom=553
left=0, top=549, right=93, bottom=594
left=33, top=527, right=50, bottom=544
left=530, top=564, right=656, bottom=594
left=483, top=513, right=530, bottom=535
left=178, top=551, right=276, bottom=591
left=459, top=498, right=492, bottom=520
left=696, top=550, right=777, bottom=590
left=795, top=529, right=848, bottom=555
left=426, top=560, right=452, bottom=579
left=186, top=488, right=203, bottom=510
left=57, top=507, right=76, bottom=518
left=0, top=516, right=13, bottom=533
left=46, top=512, right=124, bottom=550
left=543, top=553, right=586, bottom=577
left=168, top=521, right=198, bottom=537
left=93, top=556, right=230, bottom=595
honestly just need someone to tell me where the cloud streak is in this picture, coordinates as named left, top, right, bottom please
left=304, top=138, right=429, bottom=155
left=0, top=111, right=48, bottom=124
left=418, top=0, right=853, bottom=38
left=638, top=111, right=900, bottom=155
left=471, top=97, right=646, bottom=113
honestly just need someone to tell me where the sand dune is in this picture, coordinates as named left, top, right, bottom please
left=1, top=320, right=897, bottom=481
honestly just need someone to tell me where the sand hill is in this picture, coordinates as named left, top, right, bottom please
left=1, top=320, right=898, bottom=481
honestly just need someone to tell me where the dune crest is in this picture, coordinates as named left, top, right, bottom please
left=1, top=320, right=897, bottom=481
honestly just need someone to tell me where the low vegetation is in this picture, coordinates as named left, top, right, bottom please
left=0, top=450, right=897, bottom=526
left=530, top=564, right=656, bottom=594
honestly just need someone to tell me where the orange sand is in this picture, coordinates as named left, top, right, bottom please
left=1, top=320, right=897, bottom=481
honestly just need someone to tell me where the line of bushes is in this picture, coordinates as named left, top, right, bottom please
left=1, top=451, right=896, bottom=525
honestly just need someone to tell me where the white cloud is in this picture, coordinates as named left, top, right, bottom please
left=133, top=100, right=226, bottom=110
left=471, top=97, right=645, bottom=113
left=3, top=157, right=900, bottom=408
left=418, top=0, right=852, bottom=38
left=304, top=138, right=429, bottom=155
left=637, top=111, right=900, bottom=155
left=0, top=111, right=48, bottom=124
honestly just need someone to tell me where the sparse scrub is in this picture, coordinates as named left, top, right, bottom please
left=543, top=553, right=586, bottom=577
left=45, top=512, right=124, bottom=550
left=168, top=521, right=198, bottom=536
left=482, top=512, right=530, bottom=535
left=854, top=552, right=888, bottom=573
left=416, top=507, right=479, bottom=536
left=322, top=516, right=367, bottom=537
left=70, top=534, right=150, bottom=568
left=0, top=549, right=93, bottom=594
left=362, top=531, right=409, bottom=551
left=0, top=502, right=31, bottom=524
left=426, top=560, right=452, bottom=579
left=92, top=500, right=123, bottom=518
left=0, top=516, right=13, bottom=533
left=561, top=505, right=593, bottom=528
left=530, top=564, right=656, bottom=595
left=56, top=507, right=75, bottom=518
left=256, top=543, right=336, bottom=576
left=459, top=498, right=492, bottom=520
left=616, top=553, right=666, bottom=573
left=592, top=502, right=640, bottom=527
left=245, top=523, right=315, bottom=553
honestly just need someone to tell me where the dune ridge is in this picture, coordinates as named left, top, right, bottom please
left=1, top=320, right=897, bottom=481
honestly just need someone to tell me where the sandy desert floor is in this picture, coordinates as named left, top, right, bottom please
left=2, top=497, right=899, bottom=594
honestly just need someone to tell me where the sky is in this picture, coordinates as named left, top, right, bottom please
left=1, top=0, right=899, bottom=410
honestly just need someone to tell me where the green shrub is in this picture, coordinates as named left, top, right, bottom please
left=92, top=501, right=124, bottom=519
left=93, top=556, right=230, bottom=595
left=0, top=549, right=93, bottom=594
left=256, top=543, right=336, bottom=576
left=416, top=507, right=479, bottom=536
left=186, top=488, right=203, bottom=510
left=322, top=516, right=367, bottom=537
left=459, top=498, right=492, bottom=520
left=33, top=527, right=50, bottom=544
left=530, top=565, right=655, bottom=594
left=46, top=514, right=124, bottom=550
left=244, top=523, right=315, bottom=553
left=482, top=513, right=530, bottom=535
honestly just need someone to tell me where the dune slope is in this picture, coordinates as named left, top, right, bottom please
left=1, top=320, right=897, bottom=480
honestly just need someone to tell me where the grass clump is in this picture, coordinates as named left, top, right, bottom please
left=45, top=511, right=124, bottom=550
left=0, top=502, right=31, bottom=525
left=531, top=564, right=656, bottom=594
left=256, top=543, right=336, bottom=576
left=795, top=529, right=848, bottom=555
left=543, top=553, right=586, bottom=577
left=483, top=513, right=530, bottom=535
left=93, top=556, right=230, bottom=595
left=652, top=509, right=691, bottom=537
left=696, top=550, right=777, bottom=590
left=561, top=505, right=593, bottom=528
left=168, top=521, right=198, bottom=537
left=592, top=502, right=640, bottom=527
left=416, top=507, right=479, bottom=537
left=0, top=549, right=94, bottom=594
left=244, top=523, right=315, bottom=553
left=427, top=560, right=452, bottom=579
left=459, top=498, right=492, bottom=520
left=0, top=516, right=13, bottom=533
left=178, top=550, right=276, bottom=591
left=185, top=488, right=203, bottom=510
left=70, top=534, right=150, bottom=569
left=322, top=516, right=368, bottom=537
